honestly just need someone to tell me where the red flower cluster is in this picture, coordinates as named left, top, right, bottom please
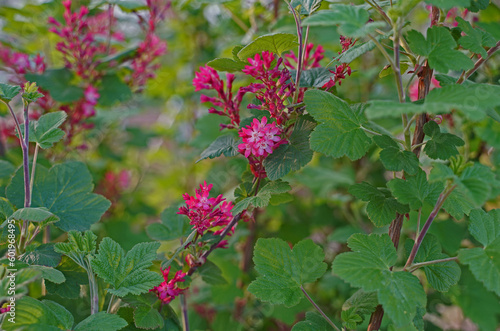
left=178, top=182, right=234, bottom=237
left=0, top=306, right=10, bottom=314
left=238, top=117, right=286, bottom=178
left=241, top=51, right=295, bottom=125
left=0, top=48, right=45, bottom=84
left=238, top=117, right=286, bottom=158
left=128, top=0, right=169, bottom=90
left=284, top=43, right=325, bottom=101
left=323, top=36, right=355, bottom=89
left=48, top=0, right=107, bottom=81
left=193, top=66, right=245, bottom=129
left=284, top=43, right=325, bottom=70
left=149, top=266, right=186, bottom=304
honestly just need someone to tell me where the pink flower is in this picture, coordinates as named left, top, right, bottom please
left=84, top=86, right=99, bottom=104
left=178, top=182, right=234, bottom=236
left=323, top=36, right=355, bottom=89
left=409, top=77, right=440, bottom=101
left=240, top=52, right=295, bottom=125
left=193, top=65, right=245, bottom=129
left=284, top=43, right=325, bottom=70
left=150, top=266, right=186, bottom=304
left=238, top=117, right=286, bottom=159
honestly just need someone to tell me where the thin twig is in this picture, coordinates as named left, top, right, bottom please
left=181, top=293, right=190, bottom=331
left=301, top=286, right=341, bottom=331
left=456, top=40, right=500, bottom=84
left=404, top=185, right=456, bottom=270
left=285, top=0, right=304, bottom=103
left=408, top=256, right=458, bottom=273
left=29, top=144, right=39, bottom=201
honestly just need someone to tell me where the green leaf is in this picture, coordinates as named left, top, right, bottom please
left=263, top=116, right=315, bottom=180
left=232, top=180, right=291, bottom=213
left=475, top=117, right=500, bottom=149
left=406, top=27, right=473, bottom=73
left=453, top=268, right=500, bottom=331
left=20, top=243, right=62, bottom=267
left=341, top=307, right=363, bottom=330
left=74, top=312, right=128, bottom=331
left=30, top=265, right=66, bottom=284
left=0, top=160, right=15, bottom=179
left=292, top=312, right=335, bottom=331
left=342, top=289, right=378, bottom=320
left=198, top=260, right=227, bottom=285
left=349, top=182, right=409, bottom=227
left=405, top=235, right=460, bottom=292
left=0, top=83, right=21, bottom=102
left=55, top=230, right=97, bottom=257
left=28, top=111, right=67, bottom=149
left=197, top=135, right=240, bottom=162
left=332, top=234, right=426, bottom=326
left=26, top=68, right=84, bottom=103
left=373, top=135, right=419, bottom=174
left=98, top=74, right=132, bottom=106
left=294, top=68, right=335, bottom=88
left=302, top=5, right=385, bottom=38
left=146, top=206, right=191, bottom=241
left=207, top=58, right=246, bottom=72
left=237, top=33, right=298, bottom=60
left=291, top=0, right=322, bottom=15
left=6, top=161, right=111, bottom=231
left=423, top=121, right=464, bottom=160
left=459, top=208, right=500, bottom=296
left=0, top=296, right=61, bottom=331
left=9, top=207, right=59, bottom=227
left=42, top=299, right=74, bottom=330
left=134, top=305, right=164, bottom=329
left=424, top=0, right=470, bottom=10
left=92, top=238, right=162, bottom=297
left=248, top=238, right=327, bottom=307
left=388, top=168, right=442, bottom=210
left=45, top=256, right=88, bottom=299
left=467, top=0, right=489, bottom=12
left=304, top=89, right=371, bottom=160
left=333, top=32, right=391, bottom=65
left=467, top=208, right=500, bottom=247
left=379, top=62, right=411, bottom=78
left=456, top=17, right=496, bottom=58
left=430, top=163, right=495, bottom=217
left=367, top=83, right=500, bottom=121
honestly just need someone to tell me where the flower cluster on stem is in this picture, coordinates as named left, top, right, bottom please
left=323, top=36, right=355, bottom=89
left=241, top=51, right=295, bottom=125
left=149, top=266, right=187, bottom=304
left=178, top=182, right=235, bottom=244
left=193, top=66, right=245, bottom=129
left=238, top=117, right=287, bottom=178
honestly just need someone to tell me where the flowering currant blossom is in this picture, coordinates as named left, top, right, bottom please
left=193, top=65, right=246, bottom=129
left=149, top=266, right=186, bottom=304
left=284, top=43, right=325, bottom=70
left=178, top=182, right=234, bottom=238
left=284, top=43, right=325, bottom=102
left=241, top=52, right=295, bottom=125
left=238, top=117, right=287, bottom=178
left=323, top=36, right=355, bottom=89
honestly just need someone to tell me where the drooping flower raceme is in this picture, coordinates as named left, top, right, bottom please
left=193, top=65, right=246, bottom=129
left=284, top=43, right=325, bottom=102
left=241, top=51, right=295, bottom=125
left=178, top=182, right=234, bottom=237
left=238, top=117, right=286, bottom=178
left=323, top=36, right=355, bottom=89
left=149, top=266, right=186, bottom=304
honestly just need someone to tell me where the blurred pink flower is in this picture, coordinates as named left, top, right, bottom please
left=409, top=77, right=440, bottom=101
